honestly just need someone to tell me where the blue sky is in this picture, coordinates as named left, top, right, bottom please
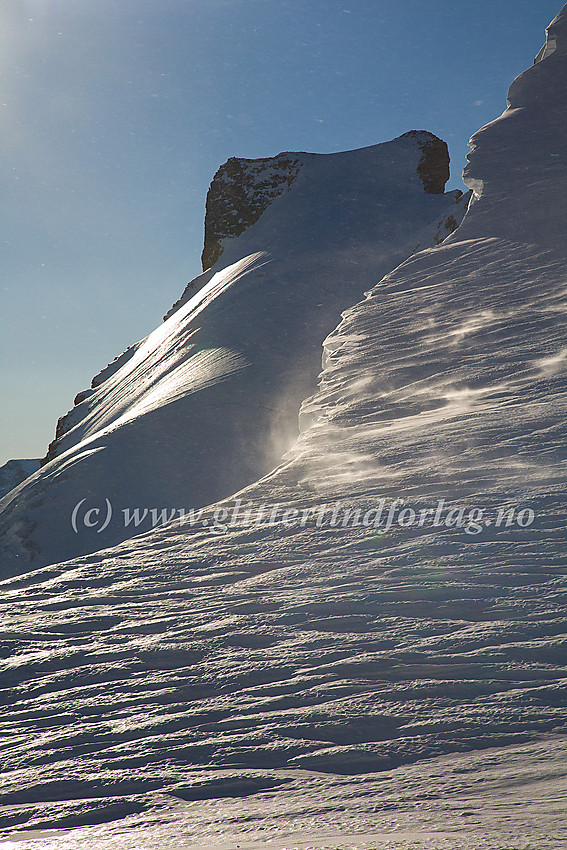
left=1, top=0, right=562, bottom=465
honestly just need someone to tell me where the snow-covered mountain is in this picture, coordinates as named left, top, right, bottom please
left=0, top=132, right=467, bottom=570
left=0, top=7, right=566, bottom=848
left=0, top=458, right=39, bottom=500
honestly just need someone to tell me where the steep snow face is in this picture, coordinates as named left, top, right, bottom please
left=534, top=5, right=567, bottom=60
left=462, top=6, right=567, bottom=243
left=284, top=6, right=567, bottom=540
left=0, top=133, right=466, bottom=570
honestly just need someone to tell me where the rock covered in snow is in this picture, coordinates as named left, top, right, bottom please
left=200, top=131, right=451, bottom=271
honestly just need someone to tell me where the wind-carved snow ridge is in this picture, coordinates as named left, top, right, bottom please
left=47, top=254, right=264, bottom=457
left=0, top=132, right=466, bottom=569
left=0, top=10, right=566, bottom=845
left=462, top=6, right=567, bottom=237
left=535, top=5, right=567, bottom=61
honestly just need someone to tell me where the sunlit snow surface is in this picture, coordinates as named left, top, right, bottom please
left=1, top=7, right=567, bottom=849
left=2, top=741, right=567, bottom=848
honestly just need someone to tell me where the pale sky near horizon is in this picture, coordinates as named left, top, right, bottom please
left=1, top=0, right=562, bottom=465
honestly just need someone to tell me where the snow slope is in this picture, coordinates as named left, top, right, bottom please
left=0, top=133, right=466, bottom=570
left=0, top=6, right=566, bottom=848
left=0, top=459, right=39, bottom=500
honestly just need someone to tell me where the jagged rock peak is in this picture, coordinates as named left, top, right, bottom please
left=202, top=153, right=301, bottom=270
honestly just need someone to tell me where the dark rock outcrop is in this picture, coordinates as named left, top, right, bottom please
left=401, top=130, right=450, bottom=194
left=201, top=154, right=301, bottom=270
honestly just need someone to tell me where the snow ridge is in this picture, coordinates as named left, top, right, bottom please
left=0, top=134, right=466, bottom=569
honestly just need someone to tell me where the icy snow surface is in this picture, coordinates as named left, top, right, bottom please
left=0, top=6, right=567, bottom=849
